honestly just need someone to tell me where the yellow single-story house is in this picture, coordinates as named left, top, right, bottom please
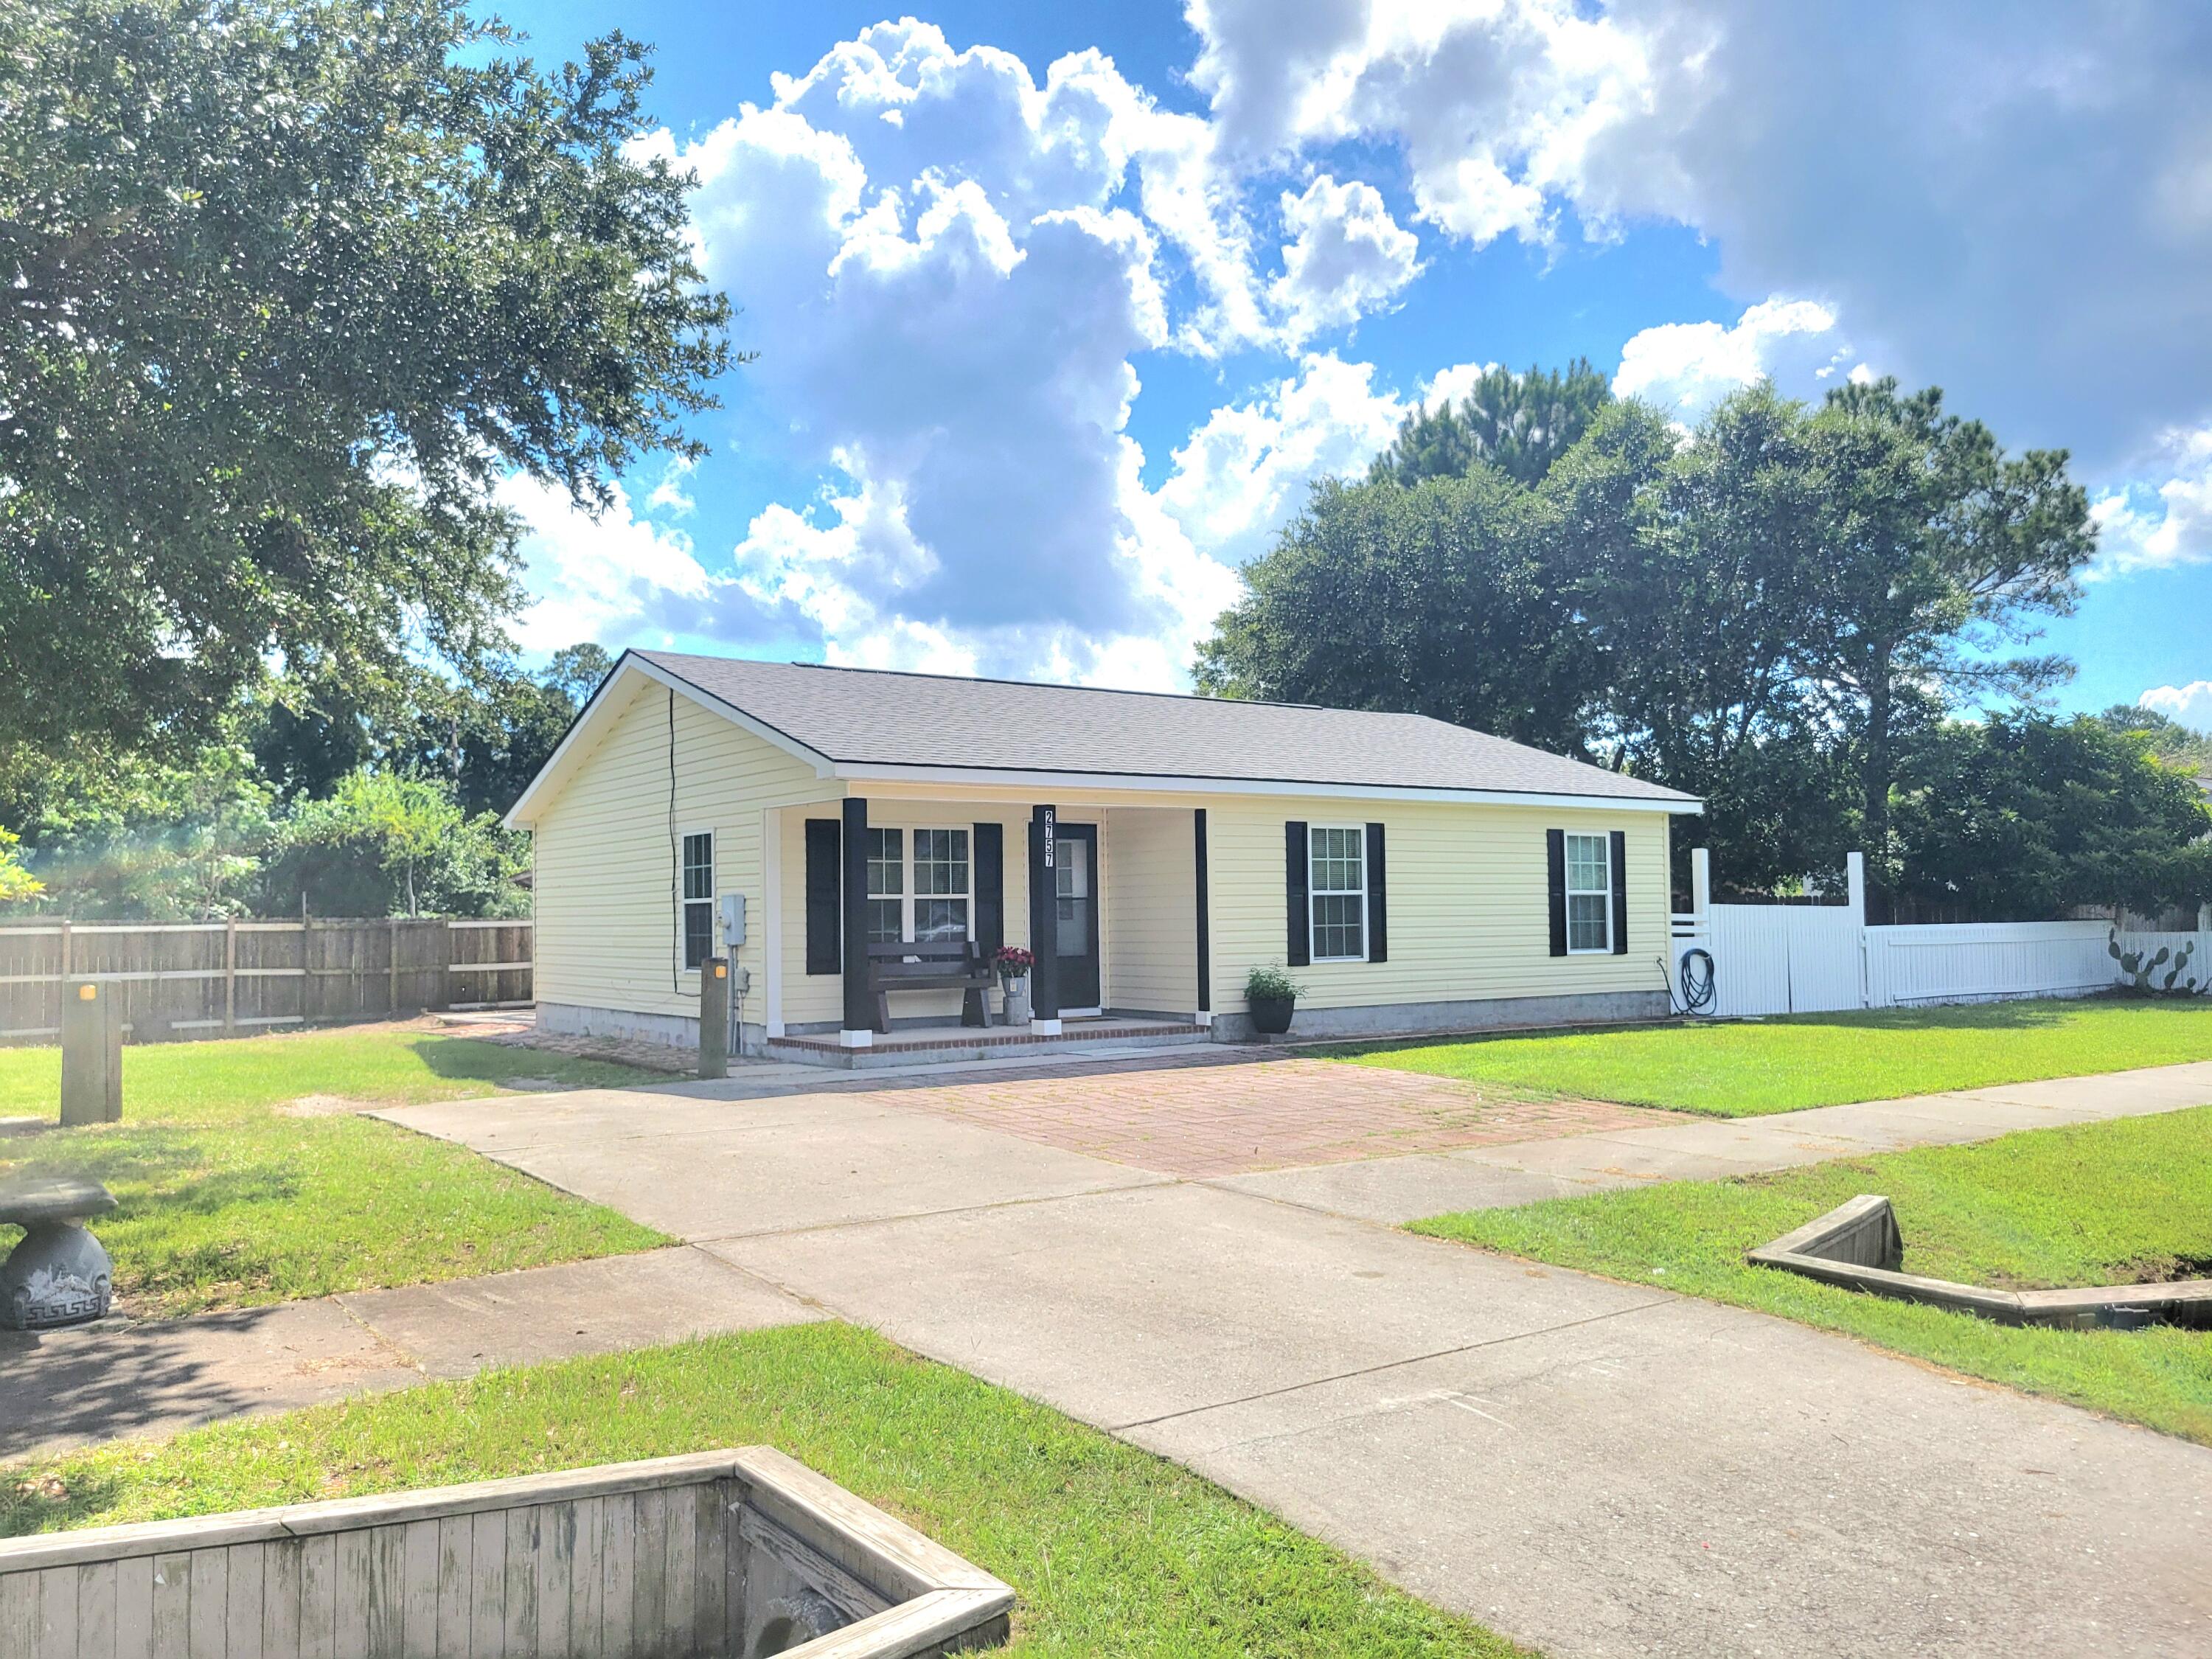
left=505, top=651, right=1703, bottom=1062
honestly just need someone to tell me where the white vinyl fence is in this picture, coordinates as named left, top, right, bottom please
left=1678, top=849, right=2211, bottom=1018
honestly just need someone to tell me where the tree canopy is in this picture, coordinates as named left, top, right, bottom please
left=1194, top=467, right=1593, bottom=753
left=1890, top=716, right=2212, bottom=922
left=1368, top=359, right=1612, bottom=488
left=1198, top=370, right=2200, bottom=917
left=1, top=650, right=603, bottom=917
left=0, top=0, right=729, bottom=759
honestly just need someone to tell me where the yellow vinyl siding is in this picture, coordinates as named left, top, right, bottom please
left=1203, top=795, right=1672, bottom=1015
left=1101, top=807, right=1197, bottom=1014
left=532, top=683, right=832, bottom=1021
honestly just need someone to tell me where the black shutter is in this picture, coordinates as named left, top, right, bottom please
left=804, top=818, right=841, bottom=975
left=1546, top=828, right=1568, bottom=957
left=1193, top=809, right=1211, bottom=1012
left=1285, top=821, right=1310, bottom=967
left=1365, top=822, right=1388, bottom=964
left=1610, top=829, right=1629, bottom=956
left=974, top=822, right=1004, bottom=957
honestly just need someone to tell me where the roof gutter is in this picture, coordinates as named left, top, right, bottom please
left=830, top=762, right=1702, bottom=814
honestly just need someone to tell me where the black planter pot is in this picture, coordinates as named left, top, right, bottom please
left=1248, top=993, right=1295, bottom=1036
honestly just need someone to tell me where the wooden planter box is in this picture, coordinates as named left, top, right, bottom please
left=0, top=1448, right=1011, bottom=1658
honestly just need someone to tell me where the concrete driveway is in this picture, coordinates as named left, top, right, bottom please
left=383, top=1055, right=2212, bottom=1659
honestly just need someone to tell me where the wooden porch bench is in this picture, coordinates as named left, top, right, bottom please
left=866, top=940, right=994, bottom=1033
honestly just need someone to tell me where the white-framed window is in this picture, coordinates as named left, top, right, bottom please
left=680, top=831, right=715, bottom=970
left=1565, top=832, right=1612, bottom=953
left=1308, top=824, right=1367, bottom=961
left=865, top=827, right=905, bottom=945
left=912, top=827, right=971, bottom=942
left=864, top=827, right=971, bottom=945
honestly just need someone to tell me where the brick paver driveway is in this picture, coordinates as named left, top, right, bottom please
left=869, top=1051, right=1685, bottom=1176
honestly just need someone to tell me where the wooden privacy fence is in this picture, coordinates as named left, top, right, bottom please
left=0, top=917, right=532, bottom=1044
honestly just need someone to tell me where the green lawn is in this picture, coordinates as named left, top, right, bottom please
left=0, top=1027, right=669, bottom=1316
left=0, top=1324, right=1528, bottom=1659
left=1411, top=1105, right=2212, bottom=1445
left=1331, top=997, right=2212, bottom=1116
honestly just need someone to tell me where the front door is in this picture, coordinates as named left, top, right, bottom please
left=1053, top=824, right=1102, bottom=1011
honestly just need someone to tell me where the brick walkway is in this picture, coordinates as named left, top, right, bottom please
left=874, top=1054, right=1687, bottom=1177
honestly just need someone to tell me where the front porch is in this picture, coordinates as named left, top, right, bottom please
left=763, top=1012, right=1210, bottom=1070
left=762, top=793, right=1212, bottom=1057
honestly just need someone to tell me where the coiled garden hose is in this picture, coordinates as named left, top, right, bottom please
left=1671, top=947, right=1716, bottom=1016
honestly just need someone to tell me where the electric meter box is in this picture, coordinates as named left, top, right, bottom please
left=720, top=892, right=747, bottom=948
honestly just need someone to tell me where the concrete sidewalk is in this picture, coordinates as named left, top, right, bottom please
left=378, top=1056, right=2212, bottom=1659
left=0, top=1247, right=818, bottom=1461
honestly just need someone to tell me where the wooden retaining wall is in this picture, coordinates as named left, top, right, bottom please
left=0, top=919, right=532, bottom=1044
left=0, top=1458, right=735, bottom=1659
left=0, top=1449, right=1015, bottom=1659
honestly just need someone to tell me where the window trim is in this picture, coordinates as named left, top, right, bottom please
left=1562, top=830, right=1613, bottom=955
left=678, top=827, right=716, bottom=973
left=863, top=824, right=975, bottom=947
left=1307, top=821, right=1369, bottom=964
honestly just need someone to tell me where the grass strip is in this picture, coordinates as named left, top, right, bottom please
left=0, top=1324, right=1529, bottom=1658
left=1411, top=1105, right=2212, bottom=1444
left=0, top=1029, right=667, bottom=1315
left=1330, top=997, right=2212, bottom=1116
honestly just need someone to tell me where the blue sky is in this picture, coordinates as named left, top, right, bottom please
left=490, top=0, right=2212, bottom=731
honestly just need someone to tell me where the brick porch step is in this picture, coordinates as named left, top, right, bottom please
left=765, top=1018, right=1209, bottom=1070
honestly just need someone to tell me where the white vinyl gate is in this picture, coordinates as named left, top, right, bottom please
left=1706, top=903, right=1863, bottom=1017
left=1679, top=849, right=2211, bottom=1018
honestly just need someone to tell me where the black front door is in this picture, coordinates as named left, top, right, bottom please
left=1053, top=824, right=1101, bottom=1010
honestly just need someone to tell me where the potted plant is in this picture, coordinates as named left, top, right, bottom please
left=992, top=945, right=1036, bottom=1024
left=1245, top=962, right=1300, bottom=1037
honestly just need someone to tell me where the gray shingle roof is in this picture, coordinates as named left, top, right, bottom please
left=633, top=652, right=1697, bottom=806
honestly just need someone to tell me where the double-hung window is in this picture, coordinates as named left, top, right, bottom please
left=1565, top=832, right=1613, bottom=953
left=912, top=828, right=971, bottom=942
left=680, top=832, right=714, bottom=970
left=865, top=829, right=905, bottom=945
left=864, top=827, right=972, bottom=945
left=1308, top=825, right=1367, bottom=961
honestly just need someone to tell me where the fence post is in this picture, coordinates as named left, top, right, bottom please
left=389, top=917, right=402, bottom=1020
left=1847, top=851, right=1871, bottom=1008
left=223, top=917, right=237, bottom=1034
left=1691, top=847, right=1711, bottom=917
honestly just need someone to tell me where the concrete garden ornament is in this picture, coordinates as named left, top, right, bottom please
left=0, top=1175, right=116, bottom=1329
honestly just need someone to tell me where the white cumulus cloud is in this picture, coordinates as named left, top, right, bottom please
left=2140, top=681, right=2212, bottom=734
left=2088, top=427, right=2212, bottom=580
left=1267, top=175, right=1422, bottom=343
left=1612, top=296, right=1859, bottom=417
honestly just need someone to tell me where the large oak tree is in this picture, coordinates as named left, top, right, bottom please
left=0, top=0, right=731, bottom=759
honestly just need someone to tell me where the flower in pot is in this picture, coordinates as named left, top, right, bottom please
left=1245, top=963, right=1300, bottom=1036
left=992, top=945, right=1036, bottom=1023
